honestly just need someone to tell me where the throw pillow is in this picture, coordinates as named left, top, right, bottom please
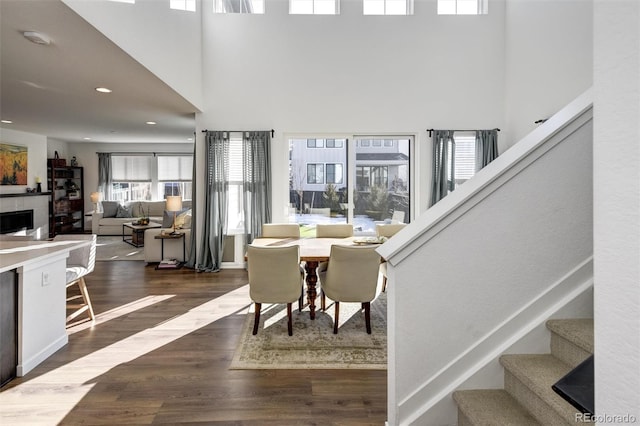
left=101, top=201, right=120, bottom=218
left=162, top=208, right=190, bottom=228
left=115, top=204, right=132, bottom=218
left=175, top=209, right=192, bottom=229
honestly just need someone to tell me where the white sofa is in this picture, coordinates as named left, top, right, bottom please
left=91, top=200, right=191, bottom=236
left=143, top=228, right=192, bottom=263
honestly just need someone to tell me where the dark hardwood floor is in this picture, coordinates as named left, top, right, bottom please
left=0, top=261, right=387, bottom=425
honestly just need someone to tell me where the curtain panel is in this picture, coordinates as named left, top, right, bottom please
left=430, top=130, right=455, bottom=207
left=475, top=129, right=499, bottom=171
left=242, top=131, right=272, bottom=247
left=185, top=140, right=197, bottom=269
left=97, top=153, right=112, bottom=201
left=197, top=131, right=230, bottom=272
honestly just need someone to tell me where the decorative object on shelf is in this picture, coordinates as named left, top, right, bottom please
left=35, top=176, right=42, bottom=192
left=165, top=196, right=183, bottom=234
left=0, top=143, right=28, bottom=185
left=70, top=156, right=78, bottom=166
left=50, top=150, right=66, bottom=167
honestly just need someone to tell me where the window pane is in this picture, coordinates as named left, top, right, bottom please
left=315, top=0, right=337, bottom=14
left=170, top=0, right=196, bottom=11
left=355, top=137, right=410, bottom=229
left=215, top=0, right=264, bottom=14
left=437, top=0, right=456, bottom=14
left=386, top=0, right=407, bottom=15
left=290, top=0, right=314, bottom=14
left=363, top=0, right=384, bottom=15
left=457, top=0, right=478, bottom=14
left=158, top=155, right=193, bottom=181
left=111, top=182, right=152, bottom=203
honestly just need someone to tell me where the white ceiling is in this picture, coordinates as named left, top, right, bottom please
left=0, top=0, right=198, bottom=144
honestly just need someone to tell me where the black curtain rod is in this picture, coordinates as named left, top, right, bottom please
left=201, top=129, right=275, bottom=138
left=427, top=128, right=500, bottom=137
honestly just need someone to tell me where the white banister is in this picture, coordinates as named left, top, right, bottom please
left=378, top=89, right=594, bottom=425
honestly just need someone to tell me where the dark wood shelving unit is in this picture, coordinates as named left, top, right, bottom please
left=47, top=161, right=84, bottom=237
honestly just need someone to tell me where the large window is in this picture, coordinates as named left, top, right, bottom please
left=289, top=136, right=411, bottom=236
left=290, top=0, right=339, bottom=14
left=437, top=0, right=487, bottom=15
left=228, top=134, right=245, bottom=233
left=110, top=154, right=192, bottom=203
left=214, top=0, right=264, bottom=13
left=170, top=0, right=196, bottom=11
left=363, top=0, right=412, bottom=15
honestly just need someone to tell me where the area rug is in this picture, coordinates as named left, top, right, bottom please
left=96, top=236, right=144, bottom=261
left=230, top=292, right=387, bottom=370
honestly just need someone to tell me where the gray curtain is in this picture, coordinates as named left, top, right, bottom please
left=97, top=153, right=111, bottom=201
left=430, top=130, right=455, bottom=207
left=197, top=131, right=229, bottom=272
left=475, top=129, right=499, bottom=171
left=242, top=131, right=272, bottom=247
left=185, top=138, right=197, bottom=269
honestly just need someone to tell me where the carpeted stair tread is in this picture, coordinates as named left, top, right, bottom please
left=546, top=318, right=594, bottom=353
left=453, top=389, right=540, bottom=426
left=500, top=354, right=580, bottom=424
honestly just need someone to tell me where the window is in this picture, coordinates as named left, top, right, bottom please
left=307, top=163, right=324, bottom=184
left=363, top=0, right=412, bottom=15
left=326, top=163, right=343, bottom=184
left=110, top=154, right=192, bottom=203
left=437, top=0, right=487, bottom=15
left=170, top=0, right=196, bottom=11
left=307, top=139, right=324, bottom=148
left=290, top=0, right=339, bottom=14
left=289, top=136, right=411, bottom=236
left=214, top=0, right=264, bottom=13
left=228, top=135, right=244, bottom=232
left=449, top=132, right=476, bottom=186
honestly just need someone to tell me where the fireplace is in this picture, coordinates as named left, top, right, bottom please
left=0, top=210, right=34, bottom=234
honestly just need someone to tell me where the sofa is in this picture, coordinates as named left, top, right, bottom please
left=91, top=200, right=192, bottom=236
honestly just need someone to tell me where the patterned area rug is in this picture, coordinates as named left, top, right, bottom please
left=230, top=292, right=387, bottom=369
left=96, top=236, right=144, bottom=261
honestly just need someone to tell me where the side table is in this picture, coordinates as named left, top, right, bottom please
left=155, top=232, right=186, bottom=270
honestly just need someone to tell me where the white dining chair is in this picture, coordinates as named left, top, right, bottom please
left=53, top=234, right=97, bottom=325
left=261, top=223, right=301, bottom=239
left=315, top=223, right=354, bottom=238
left=318, top=245, right=381, bottom=334
left=376, top=223, right=407, bottom=292
left=247, top=245, right=304, bottom=336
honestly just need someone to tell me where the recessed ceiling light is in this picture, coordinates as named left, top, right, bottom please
left=95, top=87, right=112, bottom=93
left=146, top=121, right=157, bottom=125
left=187, top=137, right=193, bottom=141
left=23, top=31, right=51, bottom=45
left=1, top=120, right=13, bottom=124
left=83, top=137, right=92, bottom=140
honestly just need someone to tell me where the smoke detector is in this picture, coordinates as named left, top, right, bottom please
left=23, top=31, right=51, bottom=45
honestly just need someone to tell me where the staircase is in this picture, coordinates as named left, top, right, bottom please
left=453, top=318, right=594, bottom=425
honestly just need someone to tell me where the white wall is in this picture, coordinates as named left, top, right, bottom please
left=0, top=128, right=48, bottom=194
left=63, top=0, right=203, bottom=110
left=197, top=0, right=507, bottom=222
left=503, top=0, right=593, bottom=150
left=593, top=1, right=640, bottom=420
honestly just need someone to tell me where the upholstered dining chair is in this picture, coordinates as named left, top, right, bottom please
left=376, top=223, right=407, bottom=292
left=247, top=245, right=304, bottom=336
left=53, top=234, right=97, bottom=325
left=315, top=223, right=354, bottom=238
left=261, top=223, right=301, bottom=239
left=318, top=245, right=381, bottom=334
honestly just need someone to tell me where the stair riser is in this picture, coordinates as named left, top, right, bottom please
left=504, top=371, right=573, bottom=425
left=550, top=332, right=591, bottom=367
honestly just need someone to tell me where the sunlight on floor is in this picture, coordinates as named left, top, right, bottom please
left=0, top=285, right=251, bottom=425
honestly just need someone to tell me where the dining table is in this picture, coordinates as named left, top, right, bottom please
left=249, top=236, right=384, bottom=320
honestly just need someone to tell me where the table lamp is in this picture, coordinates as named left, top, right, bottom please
left=90, top=192, right=102, bottom=212
left=165, top=196, right=183, bottom=234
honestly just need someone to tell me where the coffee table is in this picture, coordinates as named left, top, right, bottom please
left=122, top=222, right=161, bottom=248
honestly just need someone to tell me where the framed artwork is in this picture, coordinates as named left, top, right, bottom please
left=0, top=143, right=28, bottom=185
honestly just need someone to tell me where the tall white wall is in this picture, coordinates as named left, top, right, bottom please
left=63, top=0, right=203, bottom=110
left=593, top=1, right=640, bottom=420
left=503, top=0, right=593, bottom=149
left=198, top=0, right=507, bottom=221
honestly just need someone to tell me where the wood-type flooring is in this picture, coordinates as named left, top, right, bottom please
left=0, top=261, right=387, bottom=425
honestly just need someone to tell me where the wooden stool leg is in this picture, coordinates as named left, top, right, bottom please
left=77, top=277, right=95, bottom=321
left=252, top=303, right=261, bottom=335
left=333, top=301, right=340, bottom=334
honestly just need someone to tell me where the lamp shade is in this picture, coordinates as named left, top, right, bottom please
left=90, top=192, right=102, bottom=204
left=166, top=196, right=183, bottom=212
